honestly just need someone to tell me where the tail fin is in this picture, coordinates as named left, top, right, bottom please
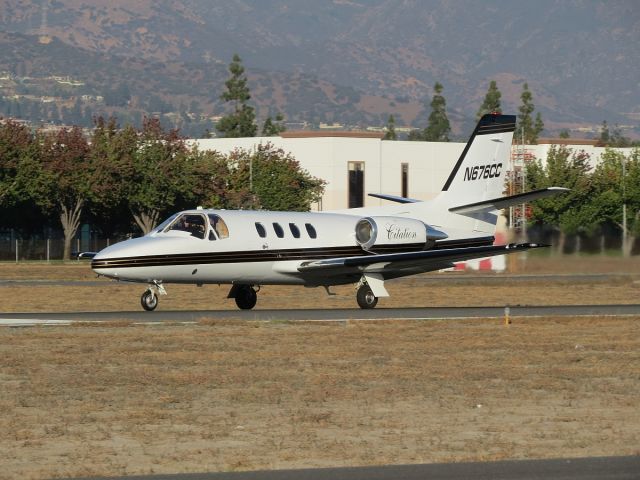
left=431, top=113, right=516, bottom=234
left=441, top=113, right=515, bottom=198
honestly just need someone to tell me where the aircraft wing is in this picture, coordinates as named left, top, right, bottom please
left=297, top=242, right=546, bottom=276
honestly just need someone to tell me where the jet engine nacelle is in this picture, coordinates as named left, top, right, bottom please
left=355, top=216, right=447, bottom=251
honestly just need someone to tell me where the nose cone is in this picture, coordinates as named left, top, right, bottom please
left=91, top=237, right=151, bottom=278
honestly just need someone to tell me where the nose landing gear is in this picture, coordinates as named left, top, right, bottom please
left=141, top=290, right=158, bottom=311
left=140, top=282, right=166, bottom=311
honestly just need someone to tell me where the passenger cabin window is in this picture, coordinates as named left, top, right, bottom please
left=273, top=223, right=285, bottom=238
left=289, top=223, right=301, bottom=238
left=208, top=214, right=229, bottom=239
left=305, top=223, right=317, bottom=239
left=255, top=222, right=267, bottom=238
left=165, top=213, right=207, bottom=240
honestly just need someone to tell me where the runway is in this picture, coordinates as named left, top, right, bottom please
left=1, top=304, right=640, bottom=326
left=69, top=455, right=640, bottom=480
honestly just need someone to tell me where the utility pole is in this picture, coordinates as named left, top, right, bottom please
left=622, top=157, right=628, bottom=257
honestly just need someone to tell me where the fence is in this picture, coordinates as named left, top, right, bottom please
left=0, top=237, right=126, bottom=261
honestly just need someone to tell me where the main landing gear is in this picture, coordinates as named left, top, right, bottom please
left=356, top=283, right=378, bottom=309
left=228, top=284, right=259, bottom=310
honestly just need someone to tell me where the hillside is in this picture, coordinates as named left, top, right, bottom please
left=0, top=0, right=638, bottom=136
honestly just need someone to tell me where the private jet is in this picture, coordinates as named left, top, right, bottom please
left=88, top=113, right=567, bottom=311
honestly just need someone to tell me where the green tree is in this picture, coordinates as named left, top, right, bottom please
left=227, top=143, right=325, bottom=211
left=262, top=113, right=286, bottom=136
left=88, top=117, right=137, bottom=236
left=216, top=54, right=257, bottom=138
left=407, top=129, right=425, bottom=141
left=0, top=120, right=53, bottom=238
left=558, top=129, right=570, bottom=139
left=476, top=80, right=502, bottom=120
left=626, top=149, right=640, bottom=254
left=187, top=147, right=236, bottom=209
left=424, top=82, right=450, bottom=142
left=598, top=121, right=633, bottom=147
left=591, top=148, right=640, bottom=256
left=0, top=120, right=36, bottom=207
left=526, top=146, right=592, bottom=254
left=383, top=114, right=397, bottom=140
left=126, top=118, right=192, bottom=233
left=37, top=127, right=93, bottom=260
left=515, top=83, right=544, bottom=144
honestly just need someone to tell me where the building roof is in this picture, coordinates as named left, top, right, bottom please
left=280, top=131, right=384, bottom=139
left=537, top=137, right=599, bottom=146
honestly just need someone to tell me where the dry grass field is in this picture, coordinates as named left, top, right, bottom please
left=0, top=255, right=639, bottom=479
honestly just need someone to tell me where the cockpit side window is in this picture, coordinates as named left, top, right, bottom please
left=165, top=213, right=207, bottom=239
left=208, top=214, right=229, bottom=239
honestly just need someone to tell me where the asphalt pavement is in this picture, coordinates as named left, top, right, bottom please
left=66, top=455, right=640, bottom=480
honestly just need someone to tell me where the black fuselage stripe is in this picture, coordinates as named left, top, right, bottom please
left=91, top=238, right=495, bottom=269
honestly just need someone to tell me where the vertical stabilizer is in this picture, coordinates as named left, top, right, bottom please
left=433, top=113, right=516, bottom=234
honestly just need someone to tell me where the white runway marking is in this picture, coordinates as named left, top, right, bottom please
left=0, top=318, right=74, bottom=326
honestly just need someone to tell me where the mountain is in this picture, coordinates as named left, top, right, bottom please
left=0, top=0, right=638, bottom=137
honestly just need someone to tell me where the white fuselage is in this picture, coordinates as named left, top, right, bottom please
left=91, top=208, right=454, bottom=286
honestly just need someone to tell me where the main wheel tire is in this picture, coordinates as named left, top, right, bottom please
left=141, top=290, right=158, bottom=311
left=356, top=284, right=378, bottom=309
left=235, top=285, right=258, bottom=310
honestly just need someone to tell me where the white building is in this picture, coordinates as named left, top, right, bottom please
left=193, top=132, right=632, bottom=212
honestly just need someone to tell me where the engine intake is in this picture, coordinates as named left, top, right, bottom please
left=355, top=216, right=446, bottom=251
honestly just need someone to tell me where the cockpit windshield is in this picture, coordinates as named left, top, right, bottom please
left=152, top=213, right=179, bottom=235
left=164, top=213, right=208, bottom=239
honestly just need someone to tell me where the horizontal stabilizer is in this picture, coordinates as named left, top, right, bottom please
left=368, top=193, right=421, bottom=204
left=449, top=187, right=569, bottom=214
left=77, top=251, right=97, bottom=259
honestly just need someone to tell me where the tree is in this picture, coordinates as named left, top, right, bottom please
left=262, top=113, right=286, bottom=136
left=558, top=129, right=570, bottom=139
left=383, top=115, right=397, bottom=140
left=126, top=118, right=192, bottom=234
left=424, top=82, right=450, bottom=142
left=407, top=129, right=425, bottom=141
left=599, top=120, right=632, bottom=147
left=0, top=120, right=35, bottom=207
left=216, top=54, right=257, bottom=138
left=626, top=149, right=640, bottom=254
left=526, top=146, right=592, bottom=254
left=476, top=80, right=502, bottom=120
left=227, top=143, right=325, bottom=211
left=515, top=83, right=544, bottom=144
left=591, top=148, right=640, bottom=256
left=37, top=127, right=93, bottom=260
left=88, top=117, right=137, bottom=237
left=187, top=147, right=235, bottom=209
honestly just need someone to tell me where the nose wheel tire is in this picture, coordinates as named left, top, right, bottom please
left=235, top=285, right=258, bottom=310
left=356, top=284, right=378, bottom=309
left=141, top=290, right=159, bottom=311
